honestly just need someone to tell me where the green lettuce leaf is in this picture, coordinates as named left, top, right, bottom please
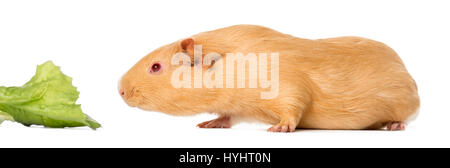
left=0, top=61, right=101, bottom=129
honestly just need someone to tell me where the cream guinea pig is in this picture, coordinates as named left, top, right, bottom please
left=119, top=25, right=419, bottom=132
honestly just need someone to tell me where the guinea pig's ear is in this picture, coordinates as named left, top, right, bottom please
left=180, top=38, right=202, bottom=67
left=180, top=38, right=216, bottom=69
left=180, top=38, right=195, bottom=57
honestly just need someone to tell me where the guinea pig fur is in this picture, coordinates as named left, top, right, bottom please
left=119, top=25, right=420, bottom=132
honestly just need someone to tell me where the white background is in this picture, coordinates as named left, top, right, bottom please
left=0, top=0, right=449, bottom=148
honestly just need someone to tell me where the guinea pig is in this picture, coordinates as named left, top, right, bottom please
left=119, top=25, right=419, bottom=132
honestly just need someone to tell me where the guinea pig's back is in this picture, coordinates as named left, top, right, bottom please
left=295, top=36, right=420, bottom=129
left=311, top=36, right=418, bottom=98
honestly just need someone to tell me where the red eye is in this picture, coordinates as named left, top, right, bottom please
left=150, top=63, right=161, bottom=73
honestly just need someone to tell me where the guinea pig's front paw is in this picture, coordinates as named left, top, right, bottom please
left=268, top=123, right=296, bottom=133
left=197, top=116, right=231, bottom=128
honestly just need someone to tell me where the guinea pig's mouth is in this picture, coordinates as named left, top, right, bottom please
left=120, top=88, right=144, bottom=108
left=134, top=94, right=158, bottom=110
left=124, top=100, right=139, bottom=108
left=130, top=95, right=151, bottom=109
left=123, top=95, right=142, bottom=107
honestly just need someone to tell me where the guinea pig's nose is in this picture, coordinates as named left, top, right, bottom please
left=119, top=88, right=125, bottom=97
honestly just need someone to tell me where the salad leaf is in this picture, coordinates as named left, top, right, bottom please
left=0, top=61, right=101, bottom=129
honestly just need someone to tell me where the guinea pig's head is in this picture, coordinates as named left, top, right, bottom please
left=119, top=38, right=204, bottom=115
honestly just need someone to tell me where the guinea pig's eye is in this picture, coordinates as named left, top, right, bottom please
left=149, top=63, right=162, bottom=73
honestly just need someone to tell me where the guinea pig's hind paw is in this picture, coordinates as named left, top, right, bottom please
left=197, top=116, right=231, bottom=128
left=267, top=124, right=296, bottom=133
left=386, top=122, right=406, bottom=131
